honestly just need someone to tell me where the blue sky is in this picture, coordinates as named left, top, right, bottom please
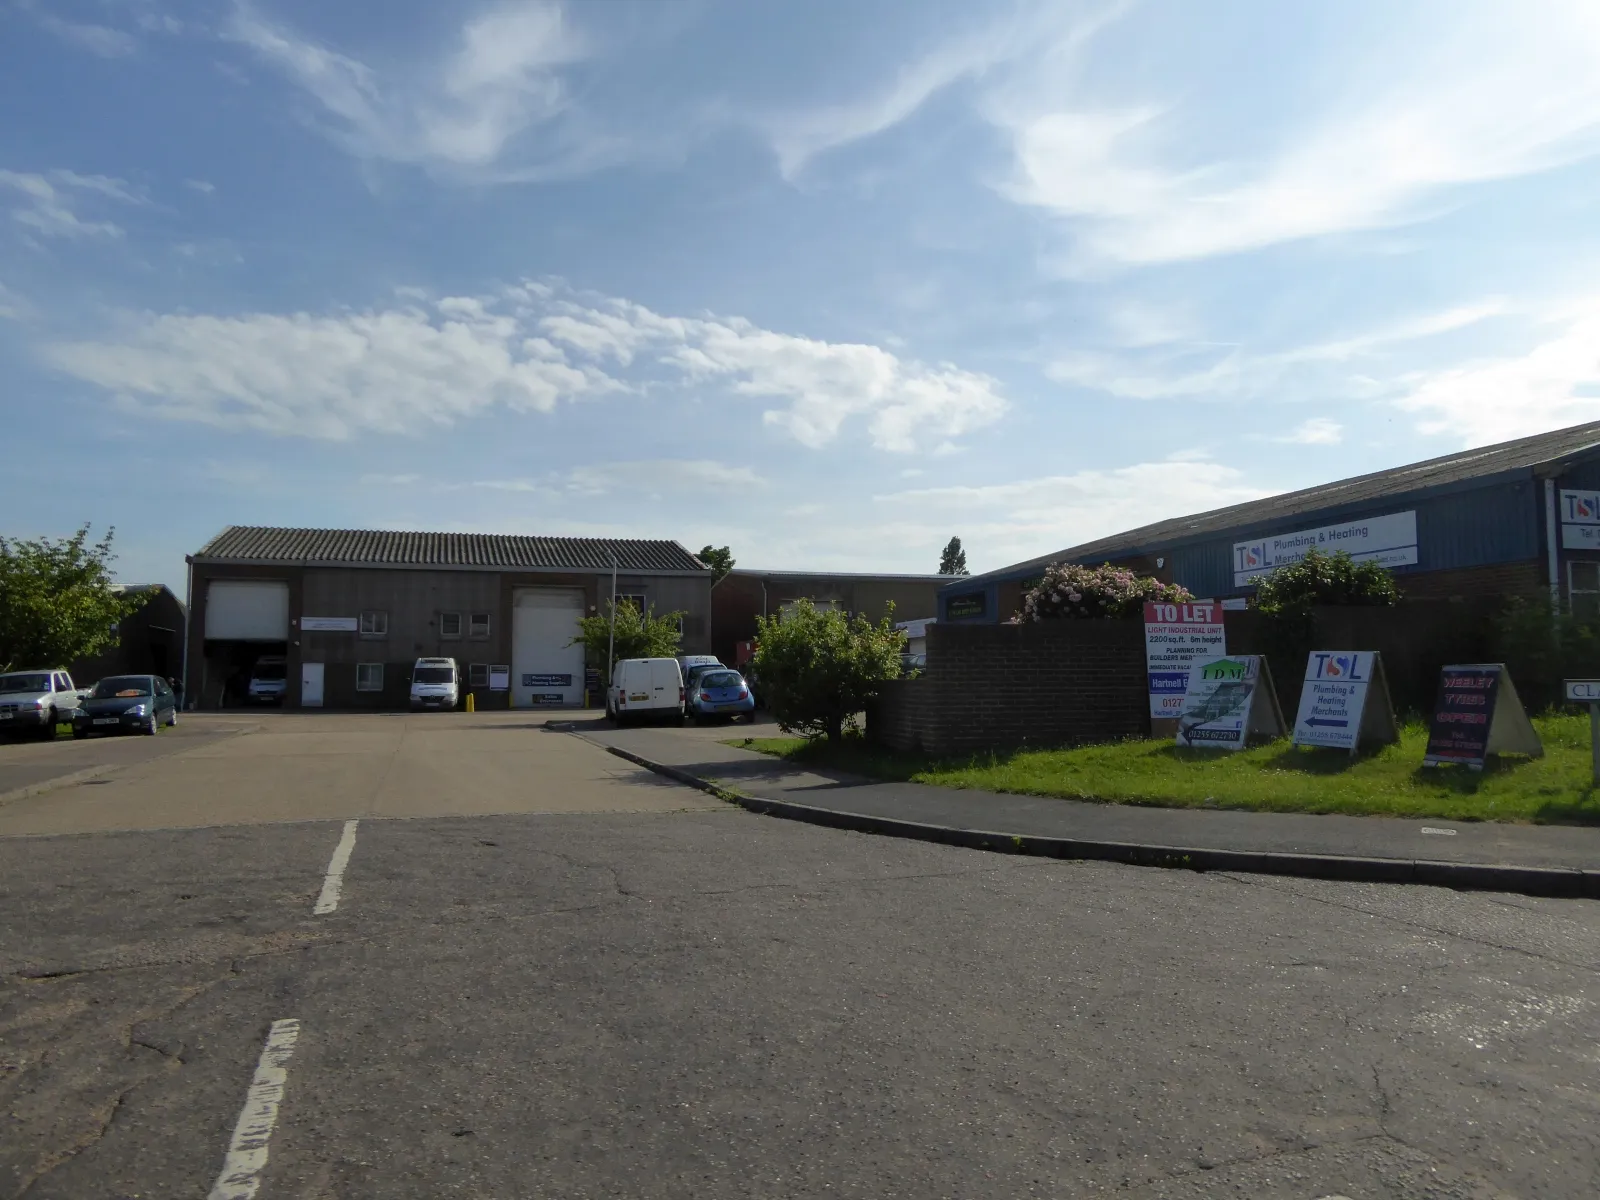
left=4, top=0, right=1600, bottom=592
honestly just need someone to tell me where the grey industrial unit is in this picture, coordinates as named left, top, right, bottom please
left=940, top=420, right=1600, bottom=623
left=185, top=527, right=712, bottom=710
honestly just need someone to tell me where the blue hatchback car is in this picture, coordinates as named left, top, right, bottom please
left=686, top=668, right=755, bottom=722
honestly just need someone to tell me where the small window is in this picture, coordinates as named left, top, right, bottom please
left=440, top=612, right=462, bottom=639
left=356, top=663, right=385, bottom=692
left=1571, top=562, right=1600, bottom=620
left=469, top=612, right=491, bottom=639
left=359, top=610, right=388, bottom=637
left=469, top=662, right=490, bottom=688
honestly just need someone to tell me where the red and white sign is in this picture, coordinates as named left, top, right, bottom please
left=1143, top=601, right=1226, bottom=719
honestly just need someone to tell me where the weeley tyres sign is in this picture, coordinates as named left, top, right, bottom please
left=1143, top=601, right=1225, bottom=719
left=1233, top=511, right=1418, bottom=587
left=1560, top=490, right=1600, bottom=549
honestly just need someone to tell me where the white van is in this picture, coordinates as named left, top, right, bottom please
left=410, top=658, right=460, bottom=711
left=608, top=658, right=684, bottom=725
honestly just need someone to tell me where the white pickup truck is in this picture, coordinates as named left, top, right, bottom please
left=0, top=668, right=83, bottom=739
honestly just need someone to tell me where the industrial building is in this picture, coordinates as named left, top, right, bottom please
left=70, top=584, right=187, bottom=687
left=185, top=527, right=712, bottom=710
left=940, top=420, right=1600, bottom=623
left=711, top=569, right=947, bottom=667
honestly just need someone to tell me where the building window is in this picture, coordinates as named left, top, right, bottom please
left=440, top=612, right=462, bottom=639
left=1571, top=561, right=1600, bottom=620
left=356, top=663, right=384, bottom=692
left=469, top=612, right=491, bottom=639
left=359, top=610, right=388, bottom=637
left=469, top=662, right=490, bottom=688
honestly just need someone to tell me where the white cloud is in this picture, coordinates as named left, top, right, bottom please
left=31, top=12, right=138, bottom=58
left=0, top=279, right=27, bottom=320
left=360, top=473, right=422, bottom=486
left=0, top=168, right=144, bottom=240
left=43, top=283, right=1008, bottom=451
left=992, top=4, right=1600, bottom=264
left=1396, top=297, right=1600, bottom=444
left=1274, top=417, right=1343, bottom=446
left=228, top=1, right=594, bottom=175
left=564, top=460, right=763, bottom=496
left=185, top=179, right=216, bottom=195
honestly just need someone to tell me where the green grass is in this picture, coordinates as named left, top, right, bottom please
left=727, top=714, right=1600, bottom=825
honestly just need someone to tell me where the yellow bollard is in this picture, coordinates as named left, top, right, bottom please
left=466, top=692, right=476, bottom=713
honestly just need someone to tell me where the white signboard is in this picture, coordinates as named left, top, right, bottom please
left=301, top=616, right=358, bottom=632
left=1565, top=679, right=1600, bottom=703
left=1176, top=656, right=1285, bottom=751
left=1233, top=511, right=1418, bottom=587
left=489, top=666, right=510, bottom=691
left=1292, top=651, right=1398, bottom=753
left=1143, top=600, right=1226, bottom=719
left=1560, top=490, right=1600, bottom=549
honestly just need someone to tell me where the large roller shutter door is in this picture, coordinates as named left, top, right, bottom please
left=205, top=581, right=290, bottom=641
left=511, top=588, right=585, bottom=707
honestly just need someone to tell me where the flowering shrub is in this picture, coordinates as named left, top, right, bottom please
left=1021, top=562, right=1194, bottom=621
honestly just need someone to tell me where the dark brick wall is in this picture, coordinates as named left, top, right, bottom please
left=867, top=620, right=1149, bottom=755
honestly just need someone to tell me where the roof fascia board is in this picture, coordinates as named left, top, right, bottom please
left=188, top=557, right=708, bottom=576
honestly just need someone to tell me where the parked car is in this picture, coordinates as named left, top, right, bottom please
left=682, top=661, right=726, bottom=696
left=686, top=668, right=755, bottom=723
left=677, top=654, right=720, bottom=674
left=410, top=658, right=460, bottom=711
left=0, top=669, right=81, bottom=739
left=608, top=657, right=684, bottom=725
left=72, top=675, right=178, bottom=737
left=247, top=655, right=289, bottom=705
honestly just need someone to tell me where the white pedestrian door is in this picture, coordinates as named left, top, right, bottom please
left=301, top=662, right=324, bottom=708
left=512, top=588, right=585, bottom=708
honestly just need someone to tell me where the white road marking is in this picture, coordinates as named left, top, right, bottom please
left=208, top=1018, right=301, bottom=1200
left=1420, top=826, right=1458, bottom=836
left=313, top=819, right=360, bottom=915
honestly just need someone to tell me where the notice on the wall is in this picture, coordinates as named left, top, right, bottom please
left=527, top=693, right=566, bottom=705
left=300, top=616, right=358, bottom=632
left=522, top=673, right=573, bottom=688
left=1232, top=511, right=1418, bottom=587
left=1176, top=656, right=1285, bottom=751
left=489, top=666, right=510, bottom=691
left=1559, top=489, right=1600, bottom=549
left=1292, top=651, right=1398, bottom=753
left=946, top=591, right=987, bottom=619
left=1423, top=664, right=1544, bottom=769
left=1143, top=601, right=1226, bottom=719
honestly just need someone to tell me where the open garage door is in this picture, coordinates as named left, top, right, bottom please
left=205, top=581, right=289, bottom=640
left=512, top=588, right=585, bottom=708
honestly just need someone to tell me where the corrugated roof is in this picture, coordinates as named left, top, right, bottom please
left=192, top=527, right=709, bottom=574
left=964, top=418, right=1600, bottom=585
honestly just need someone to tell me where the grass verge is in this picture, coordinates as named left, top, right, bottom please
left=728, top=714, right=1600, bottom=824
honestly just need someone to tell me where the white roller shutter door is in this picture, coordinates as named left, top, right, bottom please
left=205, top=581, right=290, bottom=641
left=512, top=588, right=585, bottom=708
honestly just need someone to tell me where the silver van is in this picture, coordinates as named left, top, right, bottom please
left=410, top=658, right=460, bottom=711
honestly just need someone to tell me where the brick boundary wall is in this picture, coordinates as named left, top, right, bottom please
left=866, top=620, right=1149, bottom=756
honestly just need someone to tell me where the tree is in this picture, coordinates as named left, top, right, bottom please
left=571, top=598, right=684, bottom=670
left=1253, top=549, right=1400, bottom=617
left=938, top=536, right=969, bottom=576
left=0, top=525, right=147, bottom=671
left=752, top=599, right=905, bottom=743
left=698, top=545, right=735, bottom=582
left=1021, top=562, right=1193, bottom=620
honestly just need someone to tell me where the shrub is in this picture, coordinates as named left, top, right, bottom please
left=1253, top=548, right=1399, bottom=617
left=1490, top=598, right=1600, bottom=711
left=1021, top=562, right=1193, bottom=621
left=571, top=599, right=684, bottom=669
left=752, top=600, right=905, bottom=743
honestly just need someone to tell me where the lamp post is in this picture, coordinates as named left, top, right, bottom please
left=606, top=549, right=618, bottom=696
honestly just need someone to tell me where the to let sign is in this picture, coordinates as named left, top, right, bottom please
left=1143, top=601, right=1225, bottom=719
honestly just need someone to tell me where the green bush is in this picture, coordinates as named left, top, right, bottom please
left=1021, top=562, right=1193, bottom=620
left=1253, top=548, right=1399, bottom=616
left=752, top=600, right=905, bottom=743
left=1491, top=598, right=1600, bottom=711
left=571, top=599, right=684, bottom=669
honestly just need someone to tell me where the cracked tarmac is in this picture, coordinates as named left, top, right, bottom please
left=1, top=715, right=1598, bottom=1197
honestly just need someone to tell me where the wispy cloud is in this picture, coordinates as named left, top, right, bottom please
left=1273, top=418, right=1343, bottom=446
left=227, top=1, right=603, bottom=176
left=27, top=9, right=138, bottom=58
left=185, top=178, right=216, bottom=195
left=44, top=283, right=1008, bottom=451
left=0, top=279, right=27, bottom=320
left=0, top=168, right=145, bottom=239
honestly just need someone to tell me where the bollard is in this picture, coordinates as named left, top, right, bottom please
left=1564, top=679, right=1600, bottom=784
left=466, top=692, right=476, bottom=713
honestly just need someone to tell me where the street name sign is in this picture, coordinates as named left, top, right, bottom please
left=1175, top=655, right=1285, bottom=751
left=1292, top=651, right=1398, bottom=753
left=1422, top=664, right=1544, bottom=770
left=1565, top=678, right=1600, bottom=784
left=1143, top=600, right=1225, bottom=719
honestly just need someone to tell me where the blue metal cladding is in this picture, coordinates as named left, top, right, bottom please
left=1560, top=461, right=1600, bottom=490
left=1165, top=475, right=1541, bottom=597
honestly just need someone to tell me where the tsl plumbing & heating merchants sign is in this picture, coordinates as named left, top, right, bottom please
left=1292, top=651, right=1397, bottom=752
left=1560, top=490, right=1600, bottom=549
left=1232, top=511, right=1418, bottom=587
left=1143, top=601, right=1225, bottom=719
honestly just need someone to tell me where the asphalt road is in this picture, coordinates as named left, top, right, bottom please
left=2, top=715, right=1598, bottom=1198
